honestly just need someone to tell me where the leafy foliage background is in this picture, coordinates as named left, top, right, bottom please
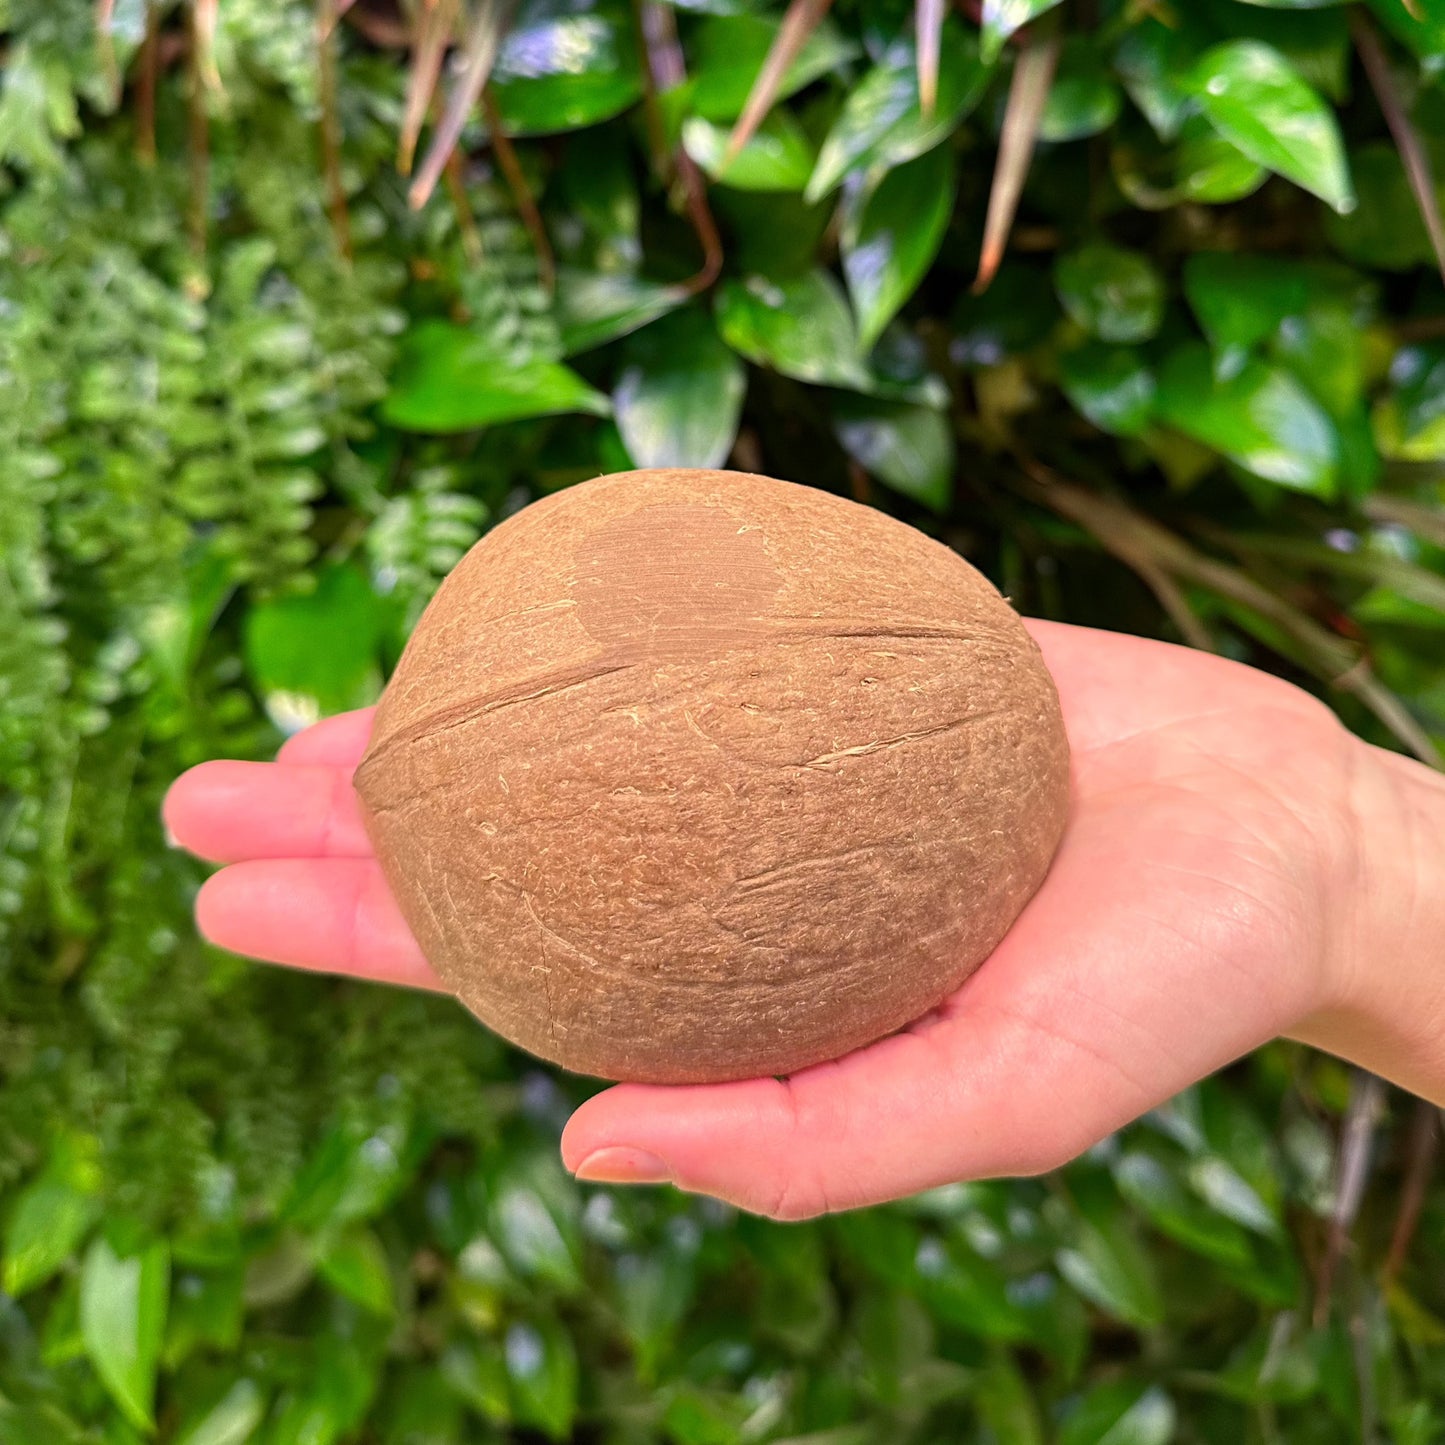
left=2, top=0, right=1445, bottom=1440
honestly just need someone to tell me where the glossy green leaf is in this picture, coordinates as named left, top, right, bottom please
left=242, top=564, right=383, bottom=725
left=1059, top=1382, right=1177, bottom=1445
left=1058, top=343, right=1156, bottom=437
left=382, top=322, right=610, bottom=432
left=316, top=1227, right=394, bottom=1315
left=685, top=13, right=857, bottom=122
left=488, top=1153, right=584, bottom=1294
left=1270, top=301, right=1366, bottom=417
left=842, top=145, right=955, bottom=351
left=3, top=1178, right=99, bottom=1297
left=1156, top=342, right=1338, bottom=495
left=981, top=0, right=1064, bottom=63
left=490, top=0, right=643, bottom=135
left=174, top=1380, right=267, bottom=1445
left=682, top=111, right=815, bottom=191
left=614, top=306, right=746, bottom=470
left=1176, top=112, right=1269, bottom=203
left=1114, top=19, right=1198, bottom=141
left=505, top=1319, right=578, bottom=1441
left=1186, top=1157, right=1282, bottom=1237
left=806, top=29, right=990, bottom=201
left=1184, top=253, right=1311, bottom=376
left=554, top=269, right=688, bottom=356
left=716, top=270, right=868, bottom=388
left=1055, top=1201, right=1164, bottom=1331
left=1187, top=40, right=1353, bottom=212
left=1039, top=42, right=1122, bottom=142
left=831, top=395, right=954, bottom=513
left=79, top=1236, right=169, bottom=1432
left=1054, top=244, right=1164, bottom=344
left=1113, top=1150, right=1253, bottom=1265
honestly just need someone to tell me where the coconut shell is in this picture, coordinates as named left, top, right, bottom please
left=353, top=468, right=1070, bottom=1084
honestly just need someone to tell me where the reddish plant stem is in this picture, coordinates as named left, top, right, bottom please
left=482, top=87, right=555, bottom=295
left=317, top=0, right=354, bottom=260
left=136, top=0, right=159, bottom=163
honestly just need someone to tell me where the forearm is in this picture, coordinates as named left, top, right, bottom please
left=1290, top=742, right=1445, bottom=1103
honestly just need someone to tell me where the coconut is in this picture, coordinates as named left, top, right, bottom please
left=353, top=468, right=1070, bottom=1083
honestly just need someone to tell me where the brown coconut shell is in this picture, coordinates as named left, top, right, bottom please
left=354, top=468, right=1070, bottom=1084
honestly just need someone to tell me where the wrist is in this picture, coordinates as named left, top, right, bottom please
left=1291, top=739, right=1445, bottom=1101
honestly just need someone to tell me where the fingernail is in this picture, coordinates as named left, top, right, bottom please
left=573, top=1146, right=673, bottom=1186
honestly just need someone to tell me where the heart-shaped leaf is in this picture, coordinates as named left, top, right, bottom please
left=1187, top=40, right=1354, bottom=213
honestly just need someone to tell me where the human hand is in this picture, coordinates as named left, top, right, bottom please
left=163, top=620, right=1445, bottom=1219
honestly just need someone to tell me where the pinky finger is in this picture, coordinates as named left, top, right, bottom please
left=196, top=857, right=443, bottom=993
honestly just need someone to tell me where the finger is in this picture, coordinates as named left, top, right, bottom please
left=560, top=801, right=1314, bottom=1219
left=276, top=707, right=377, bottom=766
left=164, top=761, right=374, bottom=863
left=196, top=858, right=443, bottom=992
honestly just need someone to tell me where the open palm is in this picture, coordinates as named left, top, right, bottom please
left=165, top=621, right=1364, bottom=1219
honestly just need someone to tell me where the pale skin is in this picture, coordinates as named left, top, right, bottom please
left=164, top=621, right=1445, bottom=1221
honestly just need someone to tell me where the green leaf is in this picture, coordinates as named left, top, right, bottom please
left=1114, top=19, right=1198, bottom=141
left=716, top=271, right=868, bottom=388
left=487, top=1153, right=584, bottom=1294
left=614, top=1247, right=697, bottom=1381
left=682, top=111, right=816, bottom=192
left=831, top=396, right=955, bottom=513
left=163, top=1267, right=245, bottom=1368
left=1366, top=0, right=1445, bottom=63
left=382, top=321, right=610, bottom=432
left=316, top=1227, right=394, bottom=1316
left=1186, top=1157, right=1282, bottom=1238
left=242, top=564, right=383, bottom=725
left=614, top=306, right=747, bottom=470
left=490, top=0, right=643, bottom=135
left=505, top=1319, right=578, bottom=1441
left=1186, top=40, right=1353, bottom=213
left=553, top=269, right=688, bottom=356
left=806, top=29, right=990, bottom=201
left=1054, top=243, right=1164, bottom=344
left=1113, top=1150, right=1253, bottom=1265
left=1059, top=1382, right=1177, bottom=1445
left=685, top=13, right=857, bottom=122
left=1176, top=112, right=1269, bottom=204
left=79, top=1235, right=169, bottom=1433
left=1039, top=41, right=1122, bottom=142
left=981, top=0, right=1065, bottom=63
left=950, top=263, right=1059, bottom=365
left=841, top=145, right=956, bottom=351
left=1183, top=253, right=1312, bottom=377
left=440, top=1340, right=511, bottom=1424
left=1058, top=343, right=1156, bottom=437
left=174, top=1380, right=267, bottom=1445
left=974, top=1352, right=1045, bottom=1445
left=1326, top=143, right=1445, bottom=271
left=3, top=1178, right=99, bottom=1297
left=1055, top=1200, right=1164, bottom=1331
left=1155, top=343, right=1338, bottom=495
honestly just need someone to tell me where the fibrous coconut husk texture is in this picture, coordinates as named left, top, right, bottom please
left=354, top=468, right=1070, bottom=1084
